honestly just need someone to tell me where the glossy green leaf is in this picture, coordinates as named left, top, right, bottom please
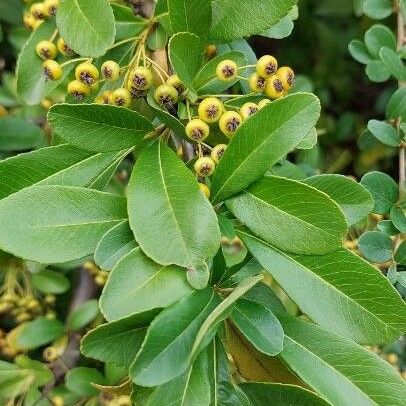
left=363, top=0, right=393, bottom=19
left=94, top=221, right=137, bottom=271
left=379, top=47, right=406, bottom=81
left=127, top=141, right=220, bottom=268
left=295, top=128, right=318, bottom=150
left=386, top=87, right=406, bottom=120
left=278, top=316, right=406, bottom=406
left=48, top=104, right=153, bottom=152
left=261, top=15, right=295, bottom=39
left=238, top=229, right=406, bottom=344
left=358, top=231, right=393, bottom=263
left=366, top=60, right=391, bottom=82
left=66, top=367, right=105, bottom=397
left=100, top=248, right=193, bottom=321
left=0, top=361, right=35, bottom=401
left=391, top=206, right=406, bottom=233
left=348, top=40, right=373, bottom=65
left=226, top=176, right=347, bottom=255
left=364, top=24, right=396, bottom=58
left=395, top=241, right=406, bottom=265
left=0, top=117, right=44, bottom=151
left=367, top=119, right=401, bottom=147
left=112, top=3, right=146, bottom=41
left=0, top=186, right=127, bottom=263
left=303, top=174, right=374, bottom=226
left=57, top=0, right=115, bottom=57
left=377, top=220, right=400, bottom=236
left=67, top=300, right=99, bottom=331
left=14, top=355, right=53, bottom=387
left=32, top=270, right=70, bottom=294
left=211, top=93, right=321, bottom=203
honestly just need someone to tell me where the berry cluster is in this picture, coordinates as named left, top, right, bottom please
left=23, top=0, right=59, bottom=31
left=84, top=261, right=109, bottom=286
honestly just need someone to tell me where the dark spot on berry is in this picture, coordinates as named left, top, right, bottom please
left=266, top=63, right=277, bottom=75
left=103, top=67, right=112, bottom=78
left=222, top=65, right=236, bottom=78
left=226, top=118, right=241, bottom=132
left=72, top=92, right=85, bottom=100
left=80, top=71, right=95, bottom=85
left=192, top=128, right=204, bottom=140
left=206, top=105, right=219, bottom=118
left=200, top=163, right=213, bottom=175
left=248, top=106, right=258, bottom=116
left=287, top=72, right=295, bottom=86
left=257, top=77, right=266, bottom=89
left=43, top=67, right=52, bottom=81
left=132, top=74, right=147, bottom=89
left=273, top=78, right=284, bottom=92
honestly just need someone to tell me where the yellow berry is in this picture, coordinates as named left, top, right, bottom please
left=67, top=80, right=90, bottom=100
left=185, top=119, right=210, bottom=142
left=248, top=72, right=266, bottom=93
left=57, top=37, right=74, bottom=56
left=198, top=97, right=223, bottom=123
left=258, top=99, right=271, bottom=109
left=75, top=62, right=99, bottom=85
left=16, top=312, right=31, bottom=323
left=198, top=183, right=210, bottom=199
left=277, top=66, right=295, bottom=90
left=44, top=294, right=56, bottom=305
left=101, top=60, right=120, bottom=81
left=36, top=40, right=58, bottom=60
left=112, top=88, right=131, bottom=107
left=219, top=111, right=243, bottom=138
left=23, top=13, right=38, bottom=30
left=166, top=74, right=185, bottom=95
left=30, top=2, right=46, bottom=19
left=211, top=144, right=227, bottom=164
left=127, top=66, right=153, bottom=93
left=154, top=84, right=179, bottom=107
left=194, top=157, right=216, bottom=177
left=51, top=396, right=64, bottom=406
left=0, top=106, right=8, bottom=117
left=240, top=102, right=258, bottom=120
left=265, top=75, right=285, bottom=99
left=44, top=0, right=59, bottom=17
left=101, top=91, right=113, bottom=104
left=216, top=60, right=238, bottom=82
left=256, top=55, right=278, bottom=79
left=205, top=45, right=217, bottom=59
left=386, top=353, right=399, bottom=365
left=116, top=396, right=131, bottom=406
left=42, top=59, right=62, bottom=81
left=43, top=346, right=58, bottom=362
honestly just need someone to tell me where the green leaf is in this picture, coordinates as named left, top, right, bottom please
left=395, top=241, right=406, bottom=265
left=100, top=248, right=193, bottom=321
left=360, top=171, right=399, bottom=214
left=238, top=229, right=406, bottom=344
left=0, top=117, right=44, bottom=151
left=211, top=93, right=321, bottom=203
left=147, top=24, right=168, bottom=51
left=367, top=119, right=401, bottom=147
left=32, top=270, right=70, bottom=294
left=348, top=39, right=374, bottom=65
left=366, top=60, right=391, bottom=82
left=241, top=383, right=331, bottom=406
left=363, top=0, right=393, bottom=19
left=261, top=16, right=295, bottom=39
left=0, top=145, right=125, bottom=200
left=94, top=221, right=137, bottom=271
left=386, top=87, right=406, bottom=120
left=66, top=367, right=105, bottom=397
left=0, top=361, right=34, bottom=401
left=16, top=317, right=64, bottom=350
left=379, top=47, right=406, bottom=81
left=16, top=21, right=73, bottom=105
left=57, top=0, right=115, bottom=57
left=81, top=310, right=156, bottom=368
left=169, top=32, right=205, bottom=96
left=303, top=174, right=374, bottom=226
left=112, top=3, right=147, bottom=41
left=168, top=0, right=212, bottom=38
left=377, top=220, right=400, bottom=236
left=364, top=24, right=396, bottom=58
left=296, top=128, right=318, bottom=150
left=358, top=231, right=393, bottom=263
left=127, top=141, right=220, bottom=268
left=391, top=206, right=406, bottom=233
left=231, top=299, right=283, bottom=356
left=226, top=176, right=347, bottom=255
left=210, top=0, right=298, bottom=42
left=14, top=355, right=53, bottom=387
left=0, top=186, right=127, bottom=263
left=278, top=316, right=406, bottom=406
left=67, top=300, right=99, bottom=331
left=130, top=288, right=221, bottom=387
left=48, top=104, right=153, bottom=152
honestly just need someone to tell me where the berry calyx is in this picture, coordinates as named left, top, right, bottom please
left=101, top=60, right=120, bottom=81
left=194, top=157, right=216, bottom=177
left=258, top=99, right=271, bottom=109
left=211, top=144, right=227, bottom=163
left=199, top=183, right=211, bottom=199
left=265, top=75, right=285, bottom=99
left=95, top=91, right=113, bottom=105
left=30, top=2, right=46, bottom=19
left=36, top=40, right=57, bottom=60
left=240, top=102, right=259, bottom=120
left=44, top=0, right=59, bottom=17
left=42, top=59, right=62, bottom=81
left=277, top=66, right=295, bottom=90
left=75, top=62, right=99, bottom=85
left=127, top=66, right=153, bottom=93
left=154, top=84, right=179, bottom=107
left=67, top=80, right=90, bottom=100
left=198, top=97, right=223, bottom=123
left=112, top=88, right=132, bottom=107
left=219, top=111, right=243, bottom=138
left=185, top=119, right=210, bottom=142
left=57, top=37, right=73, bottom=56
left=256, top=55, right=278, bottom=78
left=166, top=75, right=185, bottom=95
left=216, top=60, right=238, bottom=82
left=248, top=72, right=266, bottom=93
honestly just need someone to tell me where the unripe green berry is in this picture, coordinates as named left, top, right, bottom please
left=240, top=102, right=258, bottom=120
left=42, top=59, right=62, bottom=81
left=216, top=60, right=238, bottom=82
left=43, top=346, right=58, bottom=362
left=198, top=97, right=223, bottom=123
left=219, top=111, right=243, bottom=138
left=36, top=40, right=57, bottom=60
left=75, top=62, right=99, bottom=85
left=112, top=88, right=131, bottom=107
left=211, top=144, right=227, bottom=163
left=185, top=119, right=210, bottom=142
left=265, top=75, right=285, bottom=99
left=194, top=157, right=216, bottom=177
left=198, top=183, right=211, bottom=199
left=101, top=60, right=120, bottom=81
left=166, top=74, right=185, bottom=95
left=127, top=66, right=153, bottom=92
left=248, top=72, right=266, bottom=93
left=67, top=80, right=90, bottom=100
left=154, top=84, right=179, bottom=107
left=277, top=66, right=295, bottom=90
left=256, top=55, right=278, bottom=78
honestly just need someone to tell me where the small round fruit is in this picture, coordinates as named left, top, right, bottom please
left=67, top=80, right=90, bottom=100
left=42, top=59, right=62, bottom=81
left=198, top=97, right=223, bottom=123
left=41, top=98, right=52, bottom=109
left=44, top=294, right=56, bottom=305
left=127, top=66, right=153, bottom=92
left=154, top=84, right=179, bottom=106
left=216, top=60, right=238, bottom=82
left=23, top=13, right=38, bottom=30
left=43, top=346, right=58, bottom=362
left=194, top=157, right=216, bottom=177
left=116, top=396, right=132, bottom=406
left=51, top=396, right=64, bottom=406
left=199, top=183, right=211, bottom=199
left=240, top=102, right=258, bottom=120
left=30, top=2, right=46, bottom=19
left=166, top=74, right=185, bottom=95
left=248, top=72, right=266, bottom=93
left=219, top=111, right=243, bottom=138
left=265, top=75, right=285, bottom=99
left=205, top=44, right=217, bottom=59
left=112, top=88, right=131, bottom=107
left=258, top=99, right=271, bottom=109
left=256, top=55, right=278, bottom=78
left=57, top=37, right=73, bottom=56
left=36, top=40, right=57, bottom=60
left=185, top=119, right=210, bottom=142
left=96, top=91, right=113, bottom=105
left=44, top=0, right=59, bottom=16
left=211, top=144, right=227, bottom=164
left=75, top=62, right=99, bottom=85
left=277, top=66, right=295, bottom=90
left=101, top=60, right=120, bottom=81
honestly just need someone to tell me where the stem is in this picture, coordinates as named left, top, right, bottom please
left=107, top=35, right=140, bottom=51
left=60, top=57, right=90, bottom=68
left=49, top=29, right=58, bottom=42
